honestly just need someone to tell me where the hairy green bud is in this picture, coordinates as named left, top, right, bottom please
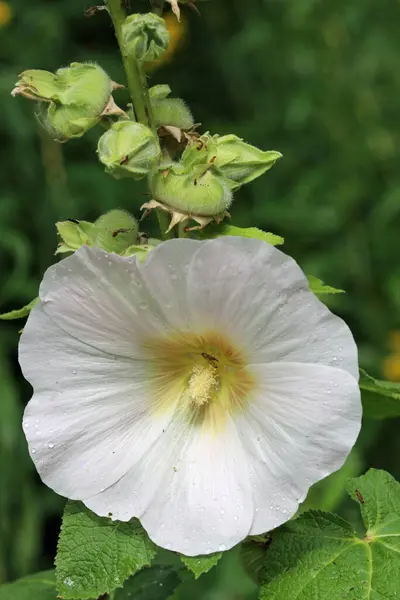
left=97, top=121, right=161, bottom=180
left=212, top=134, right=282, bottom=190
left=13, top=62, right=113, bottom=141
left=122, top=13, right=170, bottom=62
left=144, top=165, right=232, bottom=231
left=56, top=210, right=139, bottom=255
left=94, top=210, right=139, bottom=253
left=150, top=84, right=194, bottom=130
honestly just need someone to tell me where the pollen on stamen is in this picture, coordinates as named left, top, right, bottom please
left=188, top=364, right=218, bottom=407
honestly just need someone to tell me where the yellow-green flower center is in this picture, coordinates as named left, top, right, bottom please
left=142, top=330, right=256, bottom=431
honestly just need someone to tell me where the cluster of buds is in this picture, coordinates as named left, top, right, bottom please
left=11, top=12, right=282, bottom=236
left=12, top=62, right=123, bottom=142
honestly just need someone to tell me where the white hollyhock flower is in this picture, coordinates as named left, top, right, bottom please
left=20, top=237, right=361, bottom=556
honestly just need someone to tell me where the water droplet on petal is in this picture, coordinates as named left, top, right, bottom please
left=218, top=544, right=226, bottom=551
left=48, top=442, right=55, bottom=449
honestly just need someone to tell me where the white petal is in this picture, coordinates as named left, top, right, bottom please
left=187, top=237, right=358, bottom=379
left=38, top=246, right=169, bottom=358
left=20, top=305, right=174, bottom=499
left=140, top=238, right=202, bottom=330
left=85, top=410, right=253, bottom=556
left=234, top=362, right=361, bottom=534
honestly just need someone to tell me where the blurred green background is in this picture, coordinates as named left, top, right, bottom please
left=1, top=0, right=400, bottom=597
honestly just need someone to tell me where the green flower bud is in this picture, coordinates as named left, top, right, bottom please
left=13, top=63, right=113, bottom=141
left=144, top=166, right=232, bottom=231
left=97, top=121, right=161, bottom=180
left=212, top=134, right=282, bottom=190
left=149, top=84, right=194, bottom=130
left=56, top=210, right=139, bottom=255
left=122, top=13, right=170, bottom=62
left=94, top=210, right=139, bottom=253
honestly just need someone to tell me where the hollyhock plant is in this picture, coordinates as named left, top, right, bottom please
left=5, top=1, right=400, bottom=598
left=19, top=236, right=361, bottom=556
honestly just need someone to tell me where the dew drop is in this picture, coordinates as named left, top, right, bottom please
left=220, top=509, right=225, bottom=515
left=139, top=302, right=148, bottom=310
left=31, top=449, right=36, bottom=454
left=72, top=370, right=77, bottom=375
left=218, top=544, right=226, bottom=551
left=48, top=442, right=55, bottom=449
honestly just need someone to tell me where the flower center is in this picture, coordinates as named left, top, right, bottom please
left=188, top=364, right=218, bottom=407
left=142, top=330, right=256, bottom=430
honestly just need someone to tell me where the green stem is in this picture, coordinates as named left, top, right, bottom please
left=106, top=0, right=155, bottom=132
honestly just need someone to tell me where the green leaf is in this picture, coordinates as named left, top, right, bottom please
left=0, top=571, right=57, bottom=600
left=259, top=469, right=400, bottom=600
left=307, top=275, right=345, bottom=296
left=0, top=297, right=38, bottom=320
left=180, top=552, right=222, bottom=579
left=359, top=368, right=400, bottom=419
left=346, top=469, right=400, bottom=540
left=201, top=223, right=284, bottom=245
left=114, top=565, right=183, bottom=600
left=55, top=501, right=157, bottom=600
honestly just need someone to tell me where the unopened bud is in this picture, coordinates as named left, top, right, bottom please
left=149, top=84, right=194, bottom=130
left=94, top=210, right=139, bottom=253
left=212, top=134, right=282, bottom=189
left=13, top=62, right=113, bottom=141
left=144, top=166, right=232, bottom=231
left=122, top=13, right=170, bottom=62
left=97, top=121, right=161, bottom=180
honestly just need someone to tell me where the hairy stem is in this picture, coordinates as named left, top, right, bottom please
left=106, top=0, right=155, bottom=131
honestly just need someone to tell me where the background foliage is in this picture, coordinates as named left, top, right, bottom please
left=1, top=0, right=400, bottom=597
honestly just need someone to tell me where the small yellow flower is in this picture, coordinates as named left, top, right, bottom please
left=146, top=13, right=186, bottom=70
left=382, top=331, right=400, bottom=381
left=0, top=1, right=12, bottom=27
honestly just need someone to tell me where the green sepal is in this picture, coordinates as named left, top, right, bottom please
left=121, top=244, right=154, bottom=262
left=55, top=220, right=97, bottom=254
left=0, top=297, right=38, bottom=320
left=212, top=134, right=282, bottom=190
